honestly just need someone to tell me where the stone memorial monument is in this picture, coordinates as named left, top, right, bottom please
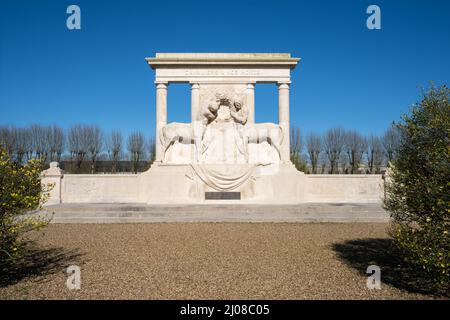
left=41, top=53, right=384, bottom=206
left=140, top=53, right=307, bottom=203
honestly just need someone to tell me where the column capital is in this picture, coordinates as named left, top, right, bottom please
left=156, top=83, right=168, bottom=90
left=191, top=83, right=200, bottom=89
left=246, top=83, right=255, bottom=89
left=278, top=82, right=290, bottom=90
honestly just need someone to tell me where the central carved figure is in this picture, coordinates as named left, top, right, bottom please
left=159, top=92, right=283, bottom=165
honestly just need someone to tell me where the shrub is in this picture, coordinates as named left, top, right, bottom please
left=0, top=147, right=51, bottom=265
left=384, top=84, right=449, bottom=294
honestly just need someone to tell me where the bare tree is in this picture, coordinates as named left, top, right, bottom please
left=127, top=132, right=145, bottom=173
left=86, top=125, right=103, bottom=173
left=306, top=133, right=322, bottom=174
left=147, top=136, right=156, bottom=164
left=24, top=128, right=33, bottom=161
left=318, top=152, right=328, bottom=174
left=290, top=127, right=302, bottom=159
left=0, top=126, right=15, bottom=157
left=382, top=123, right=401, bottom=164
left=106, top=131, right=122, bottom=173
left=49, top=125, right=65, bottom=162
left=30, top=124, right=51, bottom=162
left=366, top=135, right=383, bottom=173
left=68, top=126, right=78, bottom=161
left=323, top=127, right=345, bottom=174
left=290, top=126, right=303, bottom=170
left=344, top=130, right=367, bottom=174
left=68, top=124, right=90, bottom=170
left=340, top=153, right=348, bottom=174
left=13, top=127, right=31, bottom=164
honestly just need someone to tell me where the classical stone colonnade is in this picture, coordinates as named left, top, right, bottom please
left=146, top=53, right=299, bottom=163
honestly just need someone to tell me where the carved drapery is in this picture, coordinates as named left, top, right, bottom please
left=189, top=164, right=257, bottom=191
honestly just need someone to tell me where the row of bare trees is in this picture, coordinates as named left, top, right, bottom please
left=0, top=125, right=64, bottom=163
left=290, top=124, right=401, bottom=174
left=0, top=124, right=156, bottom=173
left=2, top=123, right=400, bottom=174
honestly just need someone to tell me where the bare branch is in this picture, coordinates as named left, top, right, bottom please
left=86, top=125, right=103, bottom=173
left=127, top=132, right=145, bottom=173
left=49, top=125, right=65, bottom=162
left=306, top=133, right=322, bottom=174
left=147, top=136, right=156, bottom=164
left=382, top=123, right=401, bottom=164
left=12, top=127, right=31, bottom=164
left=68, top=124, right=90, bottom=171
left=0, top=126, right=16, bottom=157
left=366, top=135, right=383, bottom=173
left=344, top=130, right=367, bottom=174
left=323, top=127, right=345, bottom=174
left=106, top=131, right=122, bottom=173
left=30, top=124, right=51, bottom=162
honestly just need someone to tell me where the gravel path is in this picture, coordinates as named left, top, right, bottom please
left=0, top=223, right=436, bottom=299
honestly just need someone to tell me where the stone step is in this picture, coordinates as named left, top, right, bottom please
left=38, top=203, right=390, bottom=223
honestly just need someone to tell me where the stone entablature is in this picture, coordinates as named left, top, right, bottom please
left=146, top=53, right=298, bottom=84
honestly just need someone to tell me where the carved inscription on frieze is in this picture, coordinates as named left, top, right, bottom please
left=184, top=69, right=260, bottom=76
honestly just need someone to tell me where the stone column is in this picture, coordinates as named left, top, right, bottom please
left=155, top=82, right=168, bottom=162
left=191, top=83, right=200, bottom=121
left=246, top=83, right=255, bottom=123
left=278, top=82, right=290, bottom=163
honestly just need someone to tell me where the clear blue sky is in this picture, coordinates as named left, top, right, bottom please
left=1, top=0, right=449, bottom=139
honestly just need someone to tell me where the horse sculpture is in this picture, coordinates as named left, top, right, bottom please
left=159, top=103, right=219, bottom=163
left=160, top=96, right=284, bottom=164
left=240, top=123, right=284, bottom=161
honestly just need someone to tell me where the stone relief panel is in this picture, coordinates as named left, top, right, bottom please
left=199, top=84, right=246, bottom=111
left=160, top=84, right=282, bottom=165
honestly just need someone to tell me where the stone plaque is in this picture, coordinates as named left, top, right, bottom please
left=205, top=192, right=241, bottom=200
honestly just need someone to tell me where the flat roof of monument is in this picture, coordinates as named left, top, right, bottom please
left=145, top=53, right=300, bottom=69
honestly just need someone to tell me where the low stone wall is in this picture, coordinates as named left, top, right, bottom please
left=41, top=163, right=385, bottom=205
left=304, top=174, right=384, bottom=203
left=61, top=174, right=140, bottom=203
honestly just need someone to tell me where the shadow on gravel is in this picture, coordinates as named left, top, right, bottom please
left=332, top=238, right=446, bottom=297
left=0, top=241, right=83, bottom=288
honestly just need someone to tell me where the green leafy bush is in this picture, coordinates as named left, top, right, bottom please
left=384, top=84, right=449, bottom=294
left=0, top=148, right=51, bottom=264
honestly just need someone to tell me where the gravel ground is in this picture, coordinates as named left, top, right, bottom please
left=0, top=223, right=438, bottom=299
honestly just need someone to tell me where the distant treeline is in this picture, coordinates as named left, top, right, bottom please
left=290, top=124, right=400, bottom=174
left=0, top=123, right=400, bottom=174
left=0, top=124, right=155, bottom=173
left=59, top=160, right=151, bottom=174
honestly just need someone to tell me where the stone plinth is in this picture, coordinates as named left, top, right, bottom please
left=139, top=163, right=307, bottom=204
